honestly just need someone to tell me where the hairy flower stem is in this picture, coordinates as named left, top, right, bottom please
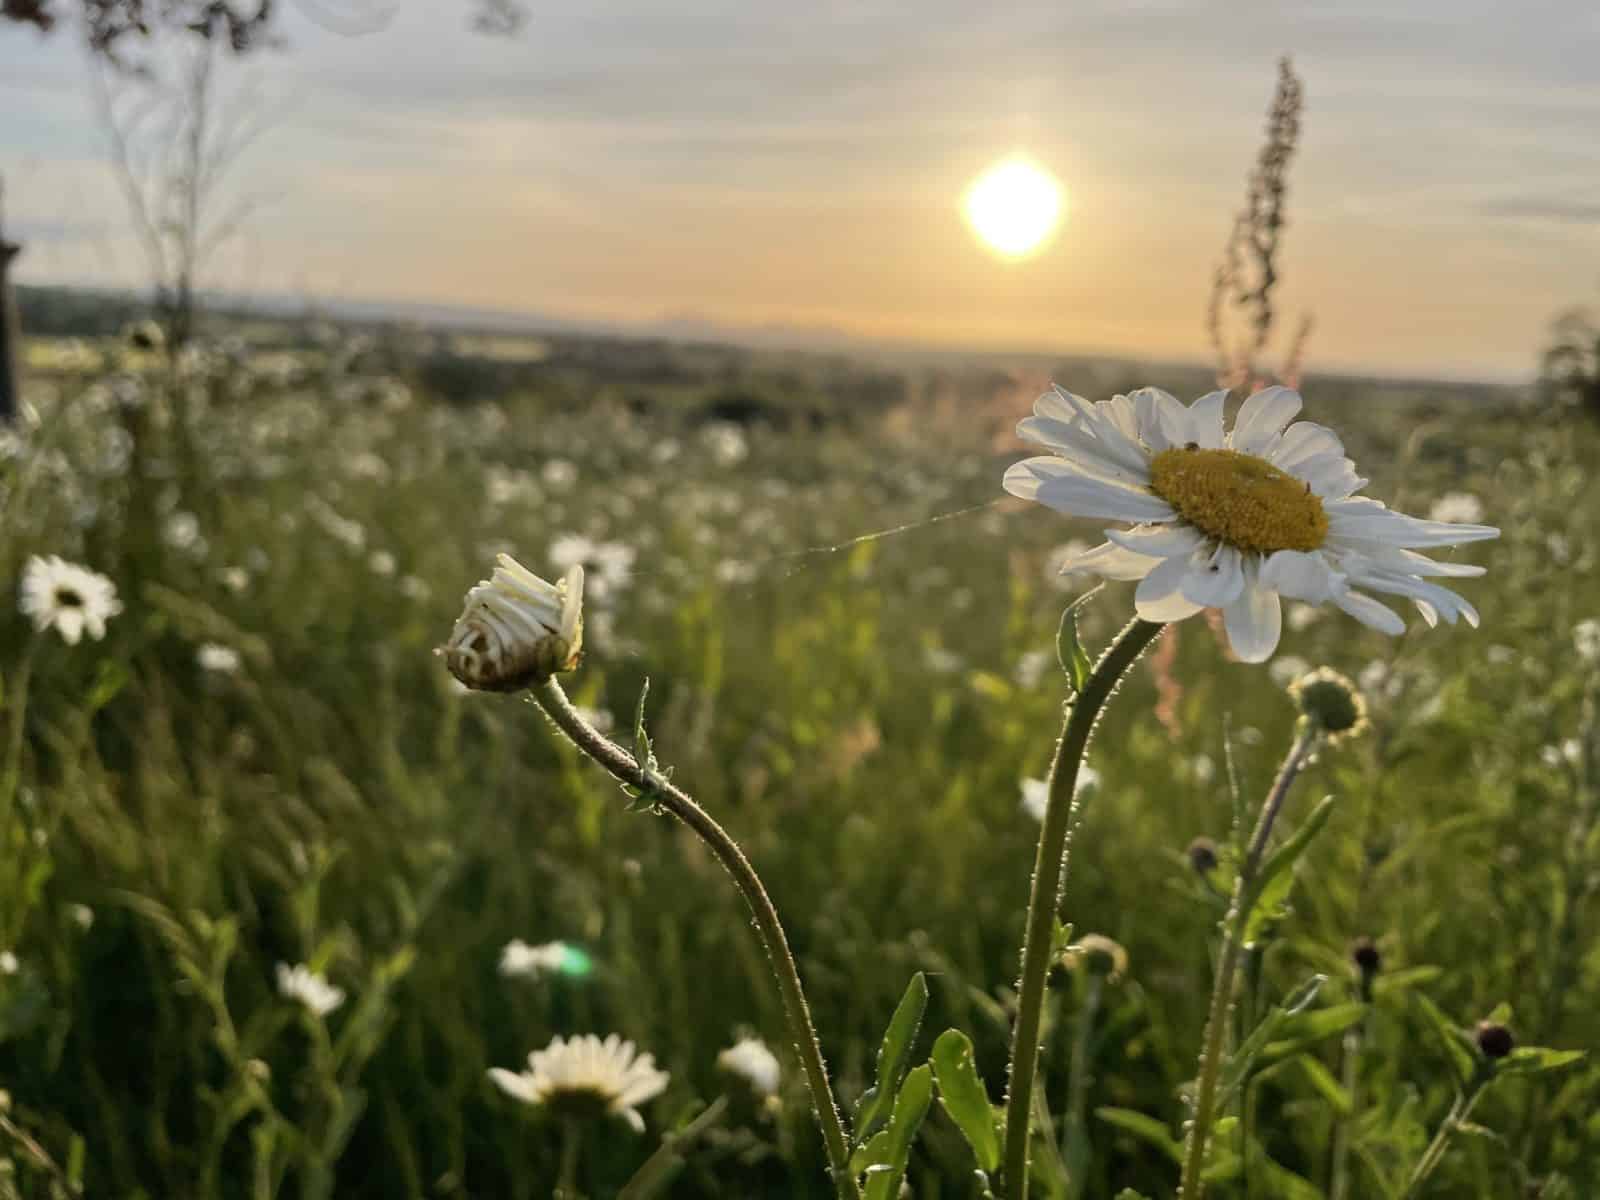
left=1003, top=618, right=1165, bottom=1200
left=1178, top=724, right=1319, bottom=1200
left=1400, top=1078, right=1488, bottom=1199
left=534, top=680, right=860, bottom=1200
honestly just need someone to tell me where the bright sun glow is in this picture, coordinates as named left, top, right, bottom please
left=963, top=157, right=1065, bottom=259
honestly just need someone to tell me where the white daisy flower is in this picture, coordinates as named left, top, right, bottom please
left=498, top=938, right=571, bottom=980
left=444, top=557, right=583, bottom=692
left=275, top=962, right=345, bottom=1017
left=1003, top=386, right=1500, bottom=662
left=1428, top=492, right=1485, bottom=525
left=489, top=1033, right=668, bottom=1132
left=1020, top=767, right=1100, bottom=821
left=717, top=1036, right=781, bottom=1098
left=19, top=556, right=123, bottom=645
left=1574, top=619, right=1600, bottom=665
left=197, top=643, right=241, bottom=674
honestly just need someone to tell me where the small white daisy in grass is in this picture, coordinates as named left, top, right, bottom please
left=197, top=643, right=241, bottom=674
left=489, top=1034, right=668, bottom=1132
left=498, top=938, right=576, bottom=980
left=1020, top=766, right=1100, bottom=821
left=275, top=962, right=345, bottom=1018
left=19, top=556, right=122, bottom=645
left=1004, top=386, right=1500, bottom=661
left=718, top=1036, right=781, bottom=1098
left=1428, top=491, right=1486, bottom=525
left=443, top=556, right=583, bottom=692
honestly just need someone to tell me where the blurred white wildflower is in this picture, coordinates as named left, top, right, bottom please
left=718, top=1037, right=781, bottom=1097
left=1574, top=619, right=1600, bottom=665
left=399, top=575, right=431, bottom=602
left=0, top=951, right=17, bottom=975
left=197, top=644, right=241, bottom=674
left=69, top=904, right=95, bottom=931
left=651, top=437, right=681, bottom=465
left=1268, top=654, right=1310, bottom=688
left=499, top=938, right=572, bottom=980
left=1004, top=387, right=1499, bottom=661
left=572, top=705, right=615, bottom=734
left=489, top=1034, right=668, bottom=1132
left=924, top=647, right=964, bottom=674
left=1020, top=767, right=1100, bottom=821
left=347, top=452, right=389, bottom=482
left=705, top=423, right=749, bottom=466
left=1191, top=754, right=1216, bottom=784
left=1541, top=739, right=1583, bottom=769
left=217, top=566, right=250, bottom=594
left=549, top=534, right=598, bottom=573
left=716, top=559, right=759, bottom=586
left=163, top=511, right=202, bottom=552
left=444, top=557, right=583, bottom=691
left=369, top=550, right=397, bottom=577
left=1014, top=649, right=1051, bottom=688
left=542, top=459, right=578, bottom=490
left=1547, top=533, right=1572, bottom=565
left=275, top=962, right=345, bottom=1017
left=1428, top=492, right=1485, bottom=525
left=19, top=556, right=122, bottom=645
left=1286, top=603, right=1323, bottom=632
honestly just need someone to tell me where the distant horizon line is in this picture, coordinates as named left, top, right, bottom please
left=16, top=276, right=1534, bottom=391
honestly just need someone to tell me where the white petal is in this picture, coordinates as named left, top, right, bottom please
left=1005, top=458, right=1177, bottom=523
left=1061, top=541, right=1163, bottom=582
left=1230, top=386, right=1303, bottom=457
left=1348, top=569, right=1480, bottom=627
left=1104, top=524, right=1205, bottom=557
left=1100, top=395, right=1142, bottom=443
left=619, top=1107, right=646, bottom=1133
left=1260, top=549, right=1344, bottom=604
left=1015, top=416, right=1153, bottom=485
left=1185, top=391, right=1229, bottom=449
left=1135, top=554, right=1205, bottom=622
left=1325, top=500, right=1500, bottom=549
left=1334, top=590, right=1406, bottom=635
left=1130, top=387, right=1186, bottom=452
left=1222, top=569, right=1283, bottom=662
left=1035, top=386, right=1095, bottom=424
left=1292, top=453, right=1367, bottom=500
left=1269, top=421, right=1345, bottom=472
left=489, top=1068, right=539, bottom=1104
left=1180, top=545, right=1246, bottom=608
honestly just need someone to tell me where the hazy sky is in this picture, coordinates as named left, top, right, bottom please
left=4, top=1, right=1599, bottom=380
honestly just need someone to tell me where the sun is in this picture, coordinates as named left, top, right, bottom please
left=963, top=157, right=1065, bottom=259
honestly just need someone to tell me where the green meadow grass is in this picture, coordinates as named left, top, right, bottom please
left=0, top=341, right=1595, bottom=1198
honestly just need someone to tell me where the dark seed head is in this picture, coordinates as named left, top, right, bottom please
left=1186, top=836, right=1219, bottom=874
left=1475, top=1021, right=1515, bottom=1060
left=1350, top=936, right=1381, bottom=975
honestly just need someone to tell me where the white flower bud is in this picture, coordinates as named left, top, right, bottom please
left=444, top=556, right=584, bottom=691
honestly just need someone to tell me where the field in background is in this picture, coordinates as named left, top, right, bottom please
left=1, top=301, right=1595, bottom=1198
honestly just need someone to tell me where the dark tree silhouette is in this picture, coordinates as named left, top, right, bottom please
left=2, top=0, right=522, bottom=62
left=1539, top=304, right=1600, bottom=417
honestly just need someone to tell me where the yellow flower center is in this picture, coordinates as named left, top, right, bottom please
left=1148, top=447, right=1328, bottom=554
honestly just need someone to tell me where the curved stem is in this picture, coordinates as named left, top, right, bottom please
left=1400, top=1080, right=1486, bottom=1199
left=1002, top=618, right=1165, bottom=1199
left=534, top=679, right=860, bottom=1200
left=1178, top=725, right=1319, bottom=1200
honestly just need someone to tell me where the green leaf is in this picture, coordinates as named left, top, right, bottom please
left=1292, top=1053, right=1353, bottom=1115
left=931, top=1029, right=999, bottom=1172
left=1056, top=589, right=1101, bottom=693
left=1414, top=994, right=1475, bottom=1088
left=1094, top=1107, right=1182, bottom=1163
left=1263, top=1003, right=1368, bottom=1061
left=1372, top=965, right=1443, bottom=998
left=1242, top=796, right=1337, bottom=946
left=863, top=1063, right=933, bottom=1200
left=1498, top=1046, right=1586, bottom=1076
left=1219, top=976, right=1327, bottom=1100
left=1114, top=1192, right=1153, bottom=1200
left=855, top=972, right=929, bottom=1144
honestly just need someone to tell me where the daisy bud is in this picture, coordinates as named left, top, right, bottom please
left=444, top=557, right=584, bottom=692
left=1186, top=836, right=1219, bottom=875
left=1064, top=933, right=1128, bottom=983
left=1475, top=1020, right=1515, bottom=1060
left=1287, top=667, right=1369, bottom=743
